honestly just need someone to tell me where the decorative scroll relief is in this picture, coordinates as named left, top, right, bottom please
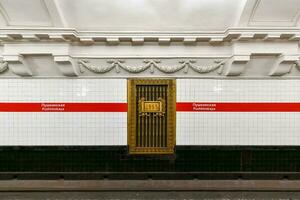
left=78, top=60, right=114, bottom=73
left=180, top=60, right=224, bottom=73
left=268, top=55, right=300, bottom=76
left=78, top=59, right=224, bottom=74
left=0, top=61, right=8, bottom=73
left=149, top=60, right=186, bottom=73
left=109, top=60, right=150, bottom=73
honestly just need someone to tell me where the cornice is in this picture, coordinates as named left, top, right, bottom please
left=0, top=56, right=299, bottom=78
left=0, top=27, right=299, bottom=78
left=0, top=27, right=300, bottom=45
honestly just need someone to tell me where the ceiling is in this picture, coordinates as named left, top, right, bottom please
left=0, top=0, right=300, bottom=79
left=0, top=0, right=299, bottom=31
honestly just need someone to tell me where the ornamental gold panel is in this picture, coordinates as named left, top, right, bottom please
left=127, top=79, right=176, bottom=154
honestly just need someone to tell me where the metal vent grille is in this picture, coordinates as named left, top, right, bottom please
left=128, top=79, right=176, bottom=154
left=136, top=85, right=168, bottom=148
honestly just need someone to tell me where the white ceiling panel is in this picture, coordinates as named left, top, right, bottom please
left=0, top=0, right=300, bottom=30
left=56, top=0, right=247, bottom=31
left=247, top=0, right=300, bottom=26
left=0, top=0, right=52, bottom=26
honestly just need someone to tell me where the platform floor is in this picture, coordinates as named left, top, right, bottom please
left=1, top=180, right=300, bottom=191
left=0, top=191, right=300, bottom=199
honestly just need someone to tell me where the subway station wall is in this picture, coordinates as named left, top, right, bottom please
left=0, top=79, right=299, bottom=146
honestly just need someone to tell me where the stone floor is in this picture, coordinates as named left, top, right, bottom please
left=0, top=192, right=300, bottom=200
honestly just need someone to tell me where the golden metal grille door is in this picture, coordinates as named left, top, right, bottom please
left=128, top=79, right=176, bottom=154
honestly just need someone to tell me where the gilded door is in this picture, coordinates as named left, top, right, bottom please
left=127, top=79, right=176, bottom=154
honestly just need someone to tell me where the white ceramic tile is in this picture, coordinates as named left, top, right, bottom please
left=177, top=79, right=300, bottom=146
left=1, top=79, right=300, bottom=146
left=0, top=112, right=127, bottom=146
left=0, top=79, right=127, bottom=102
left=177, top=79, right=300, bottom=102
left=0, top=79, right=127, bottom=146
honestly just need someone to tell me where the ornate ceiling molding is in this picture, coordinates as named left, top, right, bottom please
left=0, top=56, right=299, bottom=78
left=0, top=28, right=300, bottom=45
left=0, top=29, right=299, bottom=78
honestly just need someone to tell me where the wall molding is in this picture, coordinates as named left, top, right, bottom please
left=78, top=59, right=225, bottom=74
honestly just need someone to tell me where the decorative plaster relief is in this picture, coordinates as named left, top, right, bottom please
left=222, top=55, right=250, bottom=76
left=3, top=55, right=33, bottom=76
left=0, top=61, right=8, bottom=73
left=78, top=60, right=115, bottom=73
left=78, top=59, right=224, bottom=74
left=54, top=55, right=78, bottom=76
left=269, top=55, right=299, bottom=76
left=295, top=61, right=300, bottom=71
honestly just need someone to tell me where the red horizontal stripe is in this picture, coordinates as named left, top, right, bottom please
left=176, top=102, right=300, bottom=112
left=0, top=102, right=299, bottom=112
left=0, top=103, right=128, bottom=112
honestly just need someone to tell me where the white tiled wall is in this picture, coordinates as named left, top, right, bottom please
left=177, top=79, right=300, bottom=145
left=0, top=112, right=126, bottom=145
left=0, top=79, right=126, bottom=102
left=1, top=79, right=300, bottom=146
left=177, top=79, right=300, bottom=102
left=0, top=79, right=127, bottom=146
